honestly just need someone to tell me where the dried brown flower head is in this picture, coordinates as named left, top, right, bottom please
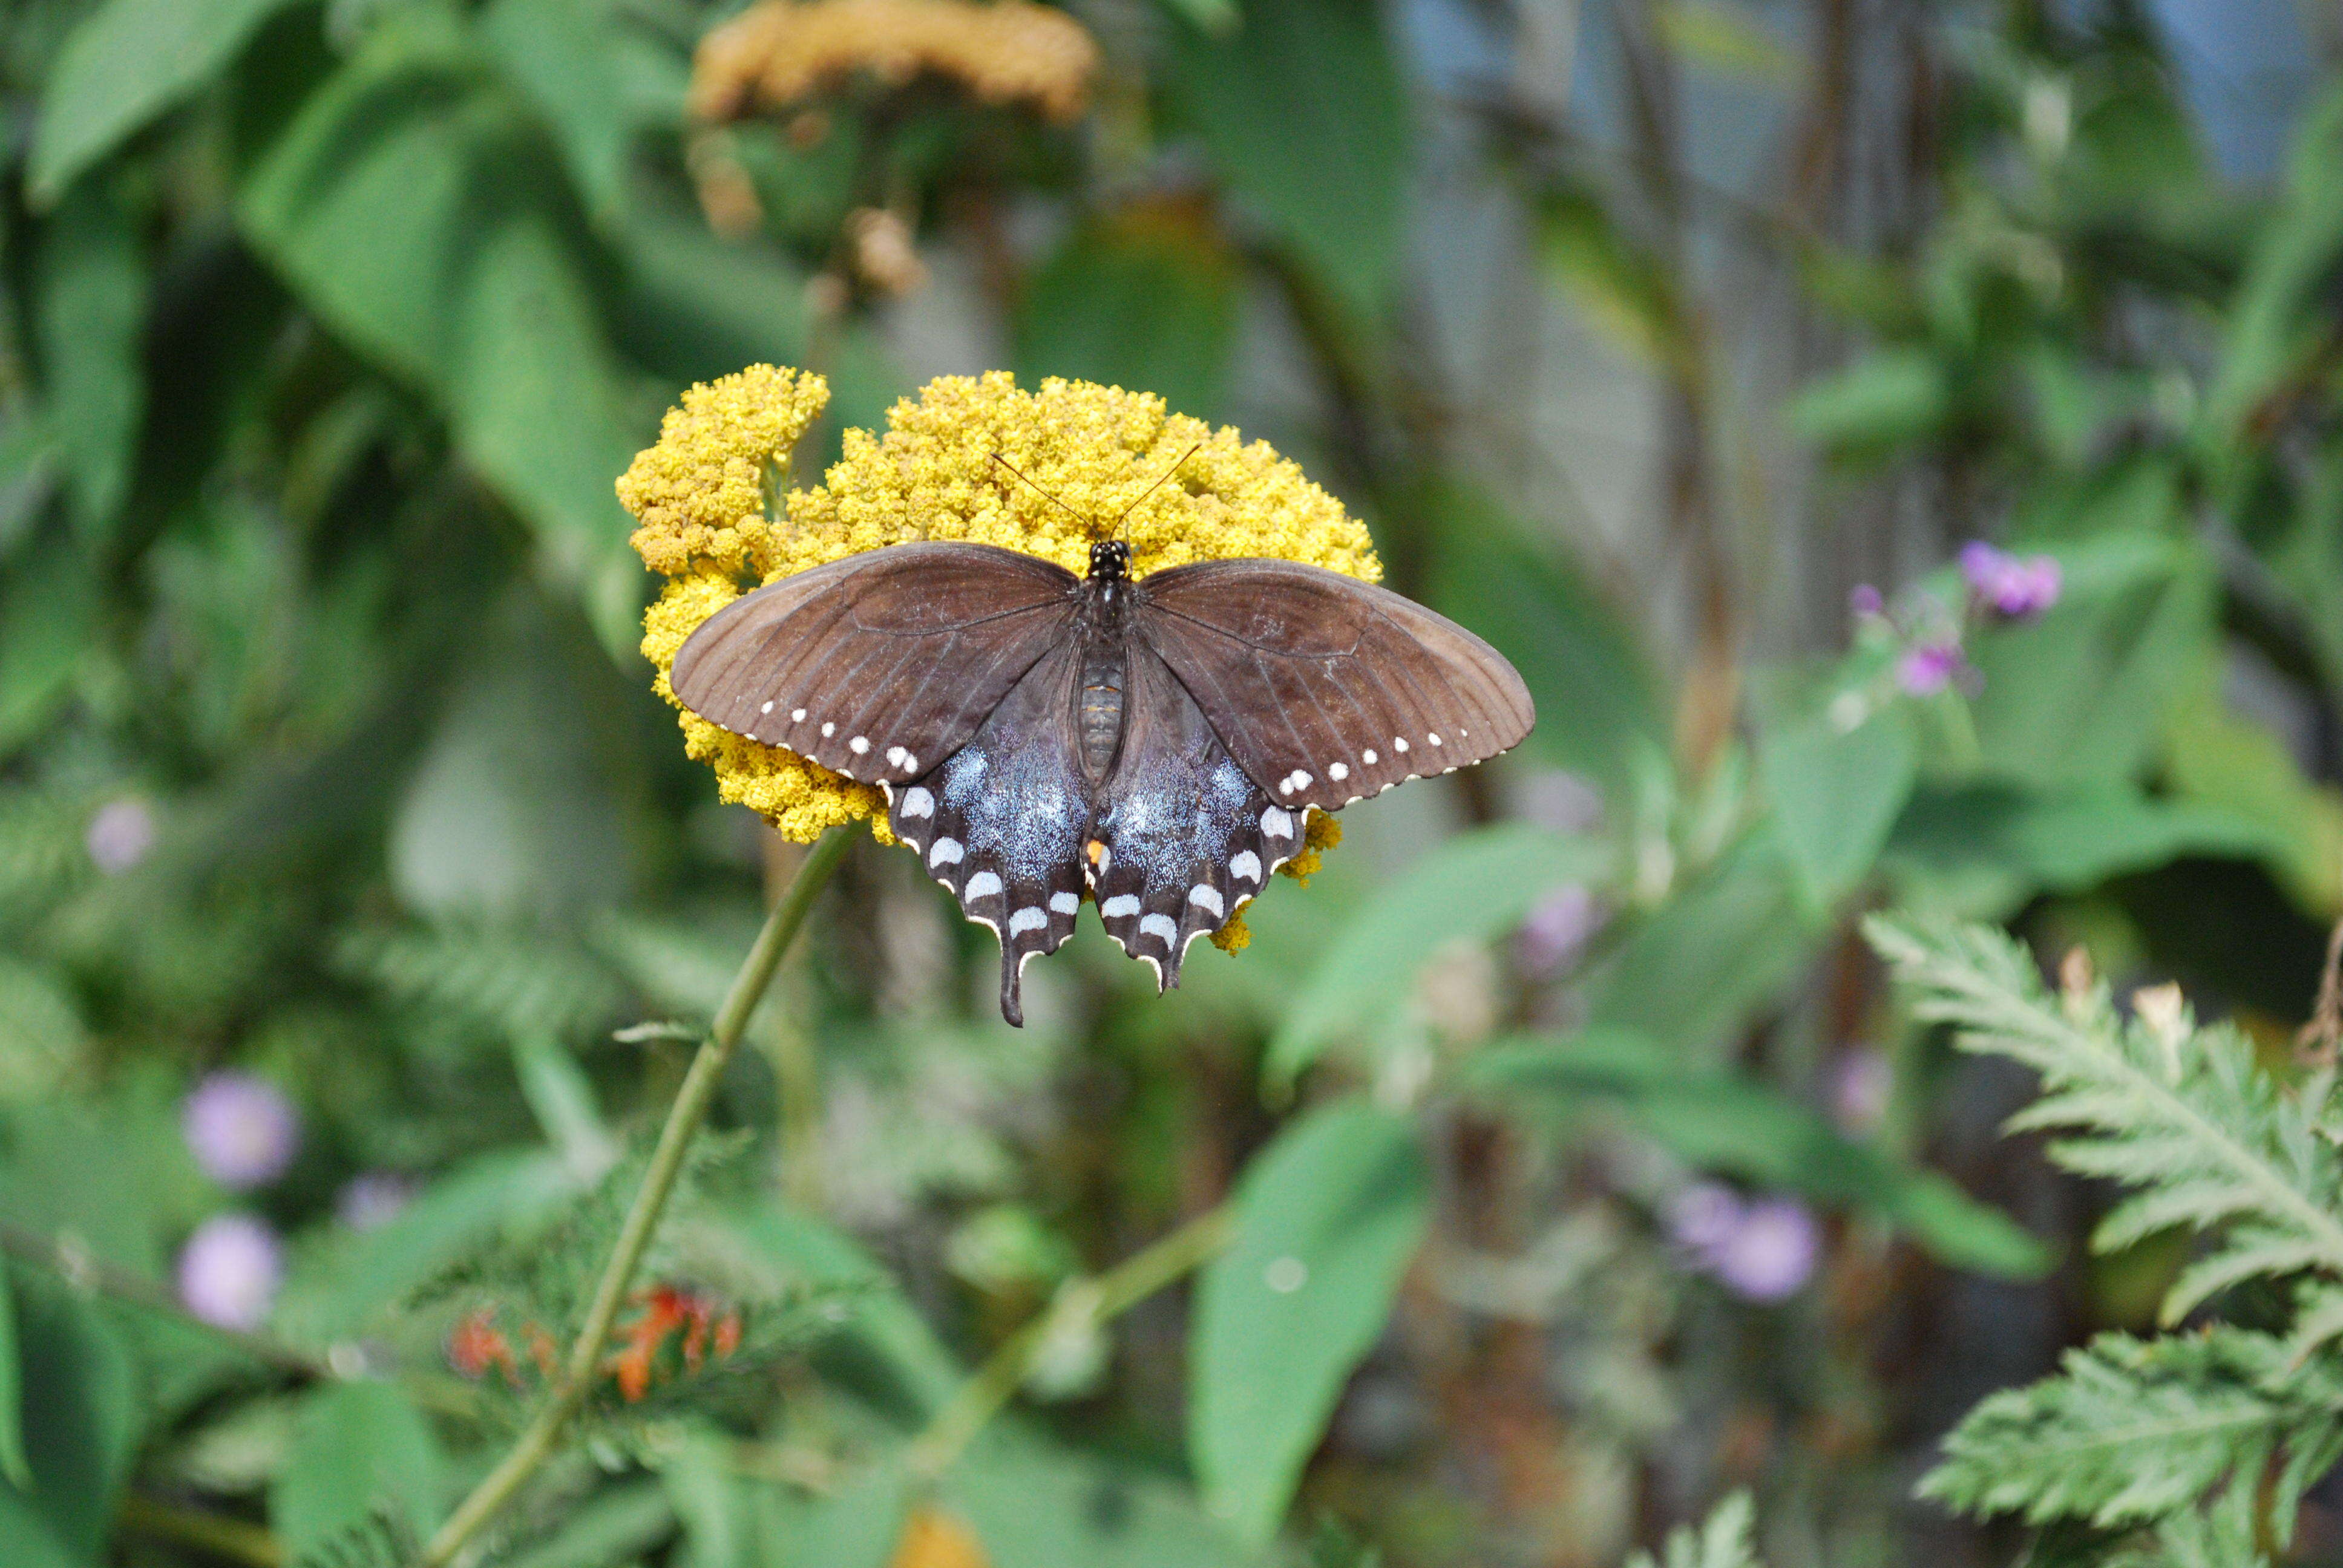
left=693, top=0, right=1098, bottom=125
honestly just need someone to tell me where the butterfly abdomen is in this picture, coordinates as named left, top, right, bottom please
left=1076, top=638, right=1126, bottom=782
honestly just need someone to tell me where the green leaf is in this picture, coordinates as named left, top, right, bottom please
left=1424, top=485, right=1666, bottom=797
left=799, top=1459, right=914, bottom=1568
left=237, top=14, right=644, bottom=652
left=1883, top=782, right=2275, bottom=918
left=1582, top=828, right=1822, bottom=1061
left=0, top=550, right=98, bottom=759
left=1467, top=1031, right=2047, bottom=1276
left=0, top=1263, right=25, bottom=1491
left=2160, top=660, right=2343, bottom=915
left=659, top=1428, right=752, bottom=1568
left=492, top=1479, right=673, bottom=1568
left=1869, top=915, right=2343, bottom=1321
left=1758, top=704, right=1916, bottom=904
left=482, top=0, right=633, bottom=222
left=269, top=1380, right=446, bottom=1560
left=1787, top=348, right=1949, bottom=457
left=28, top=0, right=300, bottom=203
left=1920, top=1327, right=2343, bottom=1546
left=1189, top=1097, right=1431, bottom=1545
left=1627, top=1489, right=1764, bottom=1568
left=1165, top=0, right=1407, bottom=319
left=11, top=1279, right=140, bottom=1560
left=1967, top=535, right=2217, bottom=791
left=1017, top=210, right=1240, bottom=423
left=1267, top=824, right=1611, bottom=1083
left=948, top=1424, right=1259, bottom=1568
left=726, top=1205, right=964, bottom=1417
left=614, top=207, right=805, bottom=387
left=32, top=180, right=146, bottom=532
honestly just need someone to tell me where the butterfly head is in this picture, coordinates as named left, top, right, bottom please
left=1087, top=540, right=1132, bottom=581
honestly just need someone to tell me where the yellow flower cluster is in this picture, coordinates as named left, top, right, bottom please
left=621, top=367, right=1375, bottom=944
left=692, top=0, right=1099, bottom=126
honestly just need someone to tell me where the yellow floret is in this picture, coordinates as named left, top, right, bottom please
left=620, top=368, right=1378, bottom=935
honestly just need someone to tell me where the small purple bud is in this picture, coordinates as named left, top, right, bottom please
left=1848, top=583, right=1884, bottom=618
left=1667, top=1181, right=1746, bottom=1256
left=1830, top=1050, right=1892, bottom=1135
left=85, top=799, right=156, bottom=875
left=177, top=1214, right=284, bottom=1330
left=183, top=1072, right=300, bottom=1191
left=1709, top=1198, right=1820, bottom=1302
left=1896, top=640, right=1963, bottom=696
left=1519, top=885, right=1601, bottom=975
left=336, top=1172, right=416, bottom=1232
left=1959, top=541, right=2063, bottom=618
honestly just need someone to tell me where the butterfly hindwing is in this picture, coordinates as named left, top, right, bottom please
left=887, top=641, right=1089, bottom=1027
left=672, top=543, right=1079, bottom=787
left=1136, top=559, right=1534, bottom=811
left=1090, top=647, right=1294, bottom=991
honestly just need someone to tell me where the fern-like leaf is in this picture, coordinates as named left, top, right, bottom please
left=1627, top=1491, right=1761, bottom=1568
left=1867, top=916, right=2343, bottom=1320
left=1920, top=1327, right=2343, bottom=1542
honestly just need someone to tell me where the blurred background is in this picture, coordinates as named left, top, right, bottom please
left=5, top=0, right=2343, bottom=1564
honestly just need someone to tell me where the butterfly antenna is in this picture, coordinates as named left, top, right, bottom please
left=988, top=453, right=1090, bottom=529
left=1112, top=443, right=1202, bottom=541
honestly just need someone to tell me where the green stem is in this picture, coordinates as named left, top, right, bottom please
left=119, top=1494, right=283, bottom=1567
left=419, top=826, right=853, bottom=1568
left=906, top=1206, right=1236, bottom=1478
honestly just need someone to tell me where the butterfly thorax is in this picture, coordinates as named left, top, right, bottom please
left=1074, top=547, right=1133, bottom=785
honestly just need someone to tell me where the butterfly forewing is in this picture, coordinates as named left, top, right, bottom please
left=1134, top=559, right=1535, bottom=810
left=888, top=641, right=1090, bottom=1027
left=1090, top=647, right=1294, bottom=991
left=671, top=543, right=1079, bottom=786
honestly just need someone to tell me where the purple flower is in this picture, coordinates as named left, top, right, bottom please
left=1708, top=1199, right=1820, bottom=1302
left=183, top=1072, right=300, bottom=1191
left=177, top=1214, right=283, bottom=1330
left=1830, top=1049, right=1892, bottom=1135
left=1519, top=885, right=1601, bottom=975
left=1896, top=639, right=1964, bottom=696
left=1959, top=541, right=2062, bottom=618
left=1667, top=1181, right=1746, bottom=1255
left=336, top=1172, right=415, bottom=1232
left=85, top=799, right=156, bottom=874
left=1849, top=583, right=1884, bottom=619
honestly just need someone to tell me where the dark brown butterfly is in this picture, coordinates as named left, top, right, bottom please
left=670, top=538, right=1534, bottom=1024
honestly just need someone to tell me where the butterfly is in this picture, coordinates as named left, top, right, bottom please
left=670, top=517, right=1533, bottom=1025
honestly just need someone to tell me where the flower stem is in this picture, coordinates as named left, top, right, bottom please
left=419, top=826, right=853, bottom=1568
left=906, top=1205, right=1235, bottom=1478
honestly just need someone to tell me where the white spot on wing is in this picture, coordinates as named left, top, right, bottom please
left=901, top=787, right=935, bottom=820
left=1008, top=906, right=1047, bottom=935
left=1189, top=884, right=1225, bottom=918
left=886, top=746, right=908, bottom=768
left=1102, top=893, right=1141, bottom=919
left=1394, top=736, right=1409, bottom=753
left=1363, top=748, right=1378, bottom=765
left=963, top=871, right=1002, bottom=900
left=1139, top=913, right=1179, bottom=944
left=1049, top=891, right=1080, bottom=915
left=1329, top=762, right=1349, bottom=782
left=1262, top=807, right=1294, bottom=838
left=903, top=753, right=919, bottom=773
left=761, top=701, right=773, bottom=714
left=1428, top=733, right=1442, bottom=746
left=821, top=722, right=836, bottom=737
left=929, top=837, right=963, bottom=868
left=791, top=708, right=806, bottom=723
left=1230, top=851, right=1261, bottom=882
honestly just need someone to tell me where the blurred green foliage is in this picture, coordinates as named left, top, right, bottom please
left=2, top=0, right=2343, bottom=1565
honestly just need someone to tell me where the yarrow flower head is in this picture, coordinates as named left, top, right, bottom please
left=621, top=367, right=1372, bottom=950
left=182, top=1071, right=300, bottom=1190
left=178, top=1214, right=283, bottom=1330
left=1958, top=541, right=2062, bottom=619
left=692, top=0, right=1099, bottom=125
